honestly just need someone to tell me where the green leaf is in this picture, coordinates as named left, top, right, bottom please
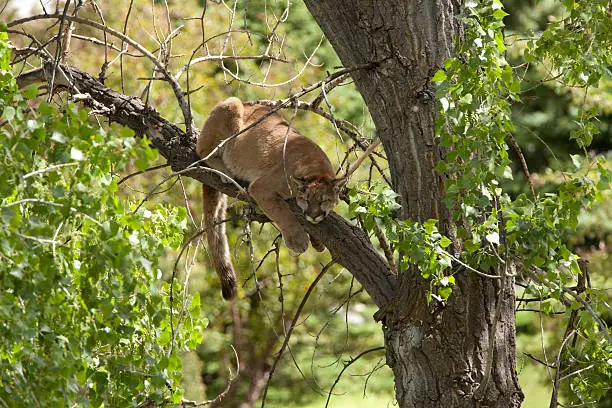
left=70, top=147, right=85, bottom=161
left=434, top=160, right=448, bottom=173
left=2, top=106, right=15, bottom=121
left=432, top=70, right=447, bottom=82
left=118, top=126, right=135, bottom=138
left=532, top=256, right=545, bottom=267
left=423, top=219, right=437, bottom=234
left=23, top=84, right=39, bottom=100
left=1, top=207, right=16, bottom=224
left=439, top=236, right=452, bottom=248
left=492, top=9, right=509, bottom=21
left=541, top=300, right=553, bottom=316
left=134, top=157, right=149, bottom=172
left=570, top=260, right=581, bottom=275
left=439, top=286, right=453, bottom=300
left=494, top=31, right=506, bottom=51
left=459, top=93, right=473, bottom=105
left=464, top=240, right=480, bottom=254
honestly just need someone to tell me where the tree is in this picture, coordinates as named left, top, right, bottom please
left=3, top=0, right=611, bottom=407
left=304, top=1, right=525, bottom=406
left=304, top=1, right=611, bottom=406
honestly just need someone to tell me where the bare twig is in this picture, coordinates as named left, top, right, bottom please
left=507, top=133, right=536, bottom=201
left=452, top=255, right=502, bottom=279
left=116, top=163, right=170, bottom=185
left=373, top=220, right=397, bottom=274
left=48, top=0, right=72, bottom=102
left=8, top=13, right=195, bottom=137
left=131, top=163, right=247, bottom=214
left=175, top=54, right=287, bottom=80
left=222, top=36, right=323, bottom=88
left=23, top=162, right=80, bottom=179
left=260, top=261, right=335, bottom=408
left=562, top=287, right=612, bottom=344
left=342, top=139, right=382, bottom=180
left=89, top=1, right=110, bottom=82
left=549, top=329, right=575, bottom=408
left=66, top=33, right=142, bottom=56
left=524, top=352, right=556, bottom=369
left=120, top=0, right=135, bottom=93
left=325, top=346, right=386, bottom=408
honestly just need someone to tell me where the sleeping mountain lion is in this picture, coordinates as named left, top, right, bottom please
left=196, top=97, right=377, bottom=299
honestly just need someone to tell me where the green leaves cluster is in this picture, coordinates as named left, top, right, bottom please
left=394, top=219, right=456, bottom=303
left=348, top=183, right=455, bottom=302
left=432, top=1, right=611, bottom=404
left=0, top=33, right=205, bottom=406
left=435, top=0, right=518, bottom=215
left=566, top=332, right=612, bottom=404
left=433, top=0, right=610, bottom=287
left=524, top=0, right=612, bottom=88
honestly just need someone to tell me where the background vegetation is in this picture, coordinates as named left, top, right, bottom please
left=1, top=0, right=610, bottom=407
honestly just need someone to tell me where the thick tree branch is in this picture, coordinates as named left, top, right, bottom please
left=16, top=62, right=396, bottom=311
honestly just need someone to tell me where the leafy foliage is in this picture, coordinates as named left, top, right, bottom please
left=438, top=0, right=609, bottom=315
left=0, top=32, right=206, bottom=406
left=348, top=183, right=455, bottom=302
left=3, top=0, right=611, bottom=406
left=565, top=322, right=612, bottom=405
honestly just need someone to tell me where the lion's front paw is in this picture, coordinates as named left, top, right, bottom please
left=284, top=229, right=309, bottom=255
left=310, top=235, right=325, bottom=252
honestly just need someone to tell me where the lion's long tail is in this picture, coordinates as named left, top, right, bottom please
left=202, top=184, right=237, bottom=300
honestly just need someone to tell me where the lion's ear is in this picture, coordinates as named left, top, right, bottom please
left=332, top=176, right=347, bottom=192
left=292, top=176, right=308, bottom=189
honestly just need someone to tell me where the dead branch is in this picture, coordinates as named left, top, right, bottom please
left=562, top=287, right=612, bottom=344
left=325, top=346, right=386, bottom=408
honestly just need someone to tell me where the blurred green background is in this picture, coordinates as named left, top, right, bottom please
left=5, top=0, right=611, bottom=406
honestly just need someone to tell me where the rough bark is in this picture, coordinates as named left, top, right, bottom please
left=16, top=63, right=396, bottom=311
left=303, top=1, right=524, bottom=407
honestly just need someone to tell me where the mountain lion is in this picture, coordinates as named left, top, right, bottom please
left=197, top=97, right=377, bottom=299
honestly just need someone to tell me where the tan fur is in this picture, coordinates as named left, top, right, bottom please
left=197, top=97, right=345, bottom=299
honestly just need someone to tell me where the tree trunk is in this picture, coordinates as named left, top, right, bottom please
left=303, top=1, right=524, bottom=407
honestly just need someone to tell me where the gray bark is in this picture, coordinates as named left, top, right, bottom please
left=303, top=1, right=524, bottom=407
